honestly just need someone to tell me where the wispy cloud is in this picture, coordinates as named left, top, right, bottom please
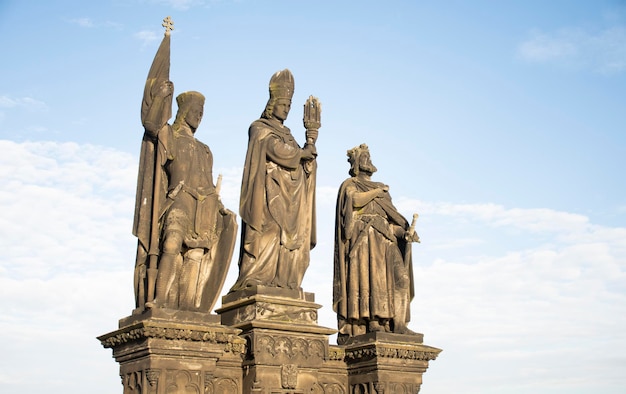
left=517, top=26, right=626, bottom=74
left=67, top=17, right=122, bottom=31
left=406, top=200, right=591, bottom=235
left=1, top=140, right=625, bottom=393
left=134, top=29, right=160, bottom=46
left=148, top=0, right=227, bottom=11
left=70, top=17, right=94, bottom=28
left=156, top=0, right=205, bottom=11
left=0, top=95, right=48, bottom=111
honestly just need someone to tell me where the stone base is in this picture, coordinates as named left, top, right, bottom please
left=218, top=286, right=321, bottom=328
left=217, top=286, right=338, bottom=393
left=100, top=289, right=442, bottom=393
left=98, top=309, right=246, bottom=394
left=339, top=331, right=442, bottom=393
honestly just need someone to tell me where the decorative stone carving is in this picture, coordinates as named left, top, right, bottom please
left=218, top=286, right=325, bottom=329
left=341, top=332, right=440, bottom=394
left=251, top=334, right=325, bottom=362
left=216, top=378, right=238, bottom=394
left=165, top=370, right=201, bottom=394
left=344, top=346, right=440, bottom=361
left=281, top=364, right=298, bottom=389
left=324, top=383, right=346, bottom=394
left=123, top=371, right=143, bottom=394
left=99, top=321, right=246, bottom=356
left=145, top=369, right=160, bottom=387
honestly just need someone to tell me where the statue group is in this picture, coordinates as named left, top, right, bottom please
left=99, top=18, right=441, bottom=394
left=131, top=18, right=421, bottom=341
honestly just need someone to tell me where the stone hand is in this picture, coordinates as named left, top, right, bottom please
left=301, top=143, right=317, bottom=160
left=405, top=230, right=420, bottom=243
left=305, top=128, right=319, bottom=144
left=155, top=80, right=174, bottom=98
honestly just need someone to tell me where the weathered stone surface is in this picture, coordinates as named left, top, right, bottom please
left=100, top=17, right=441, bottom=394
left=230, top=69, right=321, bottom=293
left=340, top=332, right=442, bottom=393
left=218, top=286, right=337, bottom=393
left=218, top=285, right=323, bottom=328
left=334, top=143, right=421, bottom=344
left=98, top=310, right=245, bottom=394
left=132, top=16, right=236, bottom=314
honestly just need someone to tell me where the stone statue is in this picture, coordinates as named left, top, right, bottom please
left=230, top=69, right=321, bottom=292
left=333, top=144, right=420, bottom=344
left=132, top=18, right=236, bottom=312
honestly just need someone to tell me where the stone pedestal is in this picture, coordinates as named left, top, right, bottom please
left=217, top=286, right=337, bottom=394
left=340, top=331, right=442, bottom=393
left=100, top=291, right=441, bottom=394
left=97, top=309, right=246, bottom=394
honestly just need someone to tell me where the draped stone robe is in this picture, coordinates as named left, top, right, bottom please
left=333, top=177, right=414, bottom=337
left=231, top=117, right=316, bottom=291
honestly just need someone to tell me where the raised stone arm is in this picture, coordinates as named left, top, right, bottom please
left=142, top=80, right=174, bottom=136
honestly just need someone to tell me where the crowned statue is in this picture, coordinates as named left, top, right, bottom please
left=333, top=144, right=420, bottom=344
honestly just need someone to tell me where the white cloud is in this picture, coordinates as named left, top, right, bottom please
left=517, top=26, right=626, bottom=74
left=402, top=199, right=626, bottom=392
left=148, top=0, right=228, bottom=11
left=0, top=140, right=137, bottom=279
left=0, top=95, right=48, bottom=111
left=134, top=29, right=160, bottom=46
left=518, top=28, right=579, bottom=62
left=155, top=0, right=205, bottom=11
left=70, top=17, right=94, bottom=28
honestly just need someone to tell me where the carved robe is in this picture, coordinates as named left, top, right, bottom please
left=333, top=177, right=414, bottom=337
left=231, top=117, right=316, bottom=291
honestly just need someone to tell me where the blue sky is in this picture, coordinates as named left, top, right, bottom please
left=1, top=1, right=625, bottom=393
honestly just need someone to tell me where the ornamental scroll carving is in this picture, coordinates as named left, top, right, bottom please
left=233, top=302, right=318, bottom=324
left=165, top=370, right=201, bottom=394
left=328, top=346, right=345, bottom=361
left=99, top=323, right=246, bottom=355
left=345, top=346, right=439, bottom=361
left=351, top=382, right=418, bottom=394
left=204, top=376, right=238, bottom=394
left=323, top=383, right=346, bottom=394
left=254, top=335, right=325, bottom=361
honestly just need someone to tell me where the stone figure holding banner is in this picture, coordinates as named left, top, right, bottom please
left=132, top=18, right=236, bottom=312
left=333, top=144, right=420, bottom=344
left=230, top=69, right=321, bottom=292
